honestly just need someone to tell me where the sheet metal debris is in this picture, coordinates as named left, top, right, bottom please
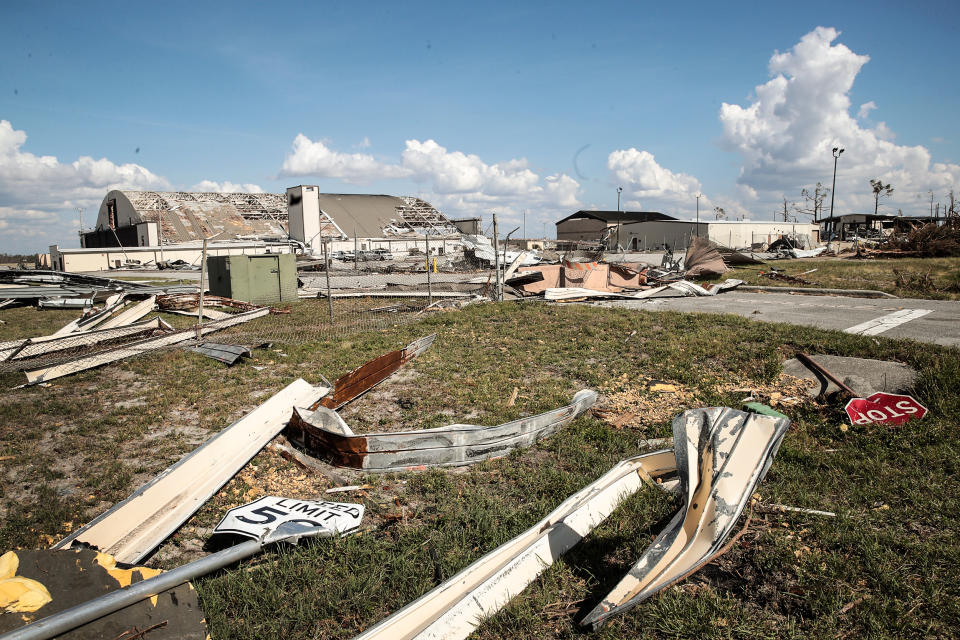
left=351, top=448, right=679, bottom=640
left=189, top=342, right=251, bottom=365
left=312, top=334, right=437, bottom=410
left=0, top=318, right=169, bottom=363
left=581, top=406, right=790, bottom=628
left=53, top=378, right=328, bottom=564
left=289, top=390, right=597, bottom=472
left=684, top=237, right=729, bottom=278
left=23, top=307, right=268, bottom=385
left=543, top=278, right=743, bottom=301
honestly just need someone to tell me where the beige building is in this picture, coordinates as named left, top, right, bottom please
left=621, top=220, right=820, bottom=251
left=555, top=210, right=675, bottom=247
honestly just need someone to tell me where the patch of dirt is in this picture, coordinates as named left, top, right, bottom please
left=593, top=373, right=815, bottom=433
left=337, top=368, right=427, bottom=433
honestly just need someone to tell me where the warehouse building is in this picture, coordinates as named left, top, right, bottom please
left=555, top=210, right=676, bottom=248
left=53, top=188, right=458, bottom=272
left=621, top=219, right=821, bottom=251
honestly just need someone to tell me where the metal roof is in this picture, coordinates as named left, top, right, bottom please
left=555, top=210, right=676, bottom=225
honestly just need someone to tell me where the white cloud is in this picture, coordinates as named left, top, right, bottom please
left=857, top=101, right=877, bottom=120
left=190, top=179, right=264, bottom=193
left=279, top=134, right=581, bottom=234
left=608, top=148, right=703, bottom=215
left=0, top=119, right=169, bottom=251
left=279, top=134, right=407, bottom=183
left=719, top=27, right=960, bottom=215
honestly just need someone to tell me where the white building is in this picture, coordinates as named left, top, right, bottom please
left=620, top=220, right=820, bottom=251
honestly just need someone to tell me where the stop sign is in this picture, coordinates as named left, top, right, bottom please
left=845, top=392, right=927, bottom=426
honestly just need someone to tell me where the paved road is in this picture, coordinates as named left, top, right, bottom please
left=608, top=291, right=960, bottom=348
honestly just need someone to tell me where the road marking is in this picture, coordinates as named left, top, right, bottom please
left=844, top=308, right=933, bottom=336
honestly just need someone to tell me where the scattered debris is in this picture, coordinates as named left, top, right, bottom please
left=22, top=307, right=268, bottom=385
left=53, top=379, right=329, bottom=564
left=189, top=343, right=252, bottom=366
left=312, top=334, right=436, bottom=410
left=581, top=406, right=791, bottom=628
left=794, top=352, right=928, bottom=426
left=684, top=237, right=729, bottom=278
left=0, top=548, right=206, bottom=640
left=783, top=353, right=918, bottom=398
left=761, top=269, right=814, bottom=285
left=214, top=496, right=363, bottom=540
left=287, top=390, right=598, bottom=471
left=351, top=446, right=679, bottom=640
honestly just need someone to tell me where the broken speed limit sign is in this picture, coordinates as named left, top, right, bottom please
left=845, top=392, right=927, bottom=426
left=214, top=496, right=364, bottom=540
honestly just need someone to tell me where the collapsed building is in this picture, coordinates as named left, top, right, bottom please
left=49, top=188, right=459, bottom=272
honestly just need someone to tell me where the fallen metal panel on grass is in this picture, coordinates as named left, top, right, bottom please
left=0, top=317, right=166, bottom=362
left=580, top=407, right=790, bottom=628
left=52, top=378, right=328, bottom=564
left=350, top=449, right=679, bottom=640
left=313, top=334, right=437, bottom=410
left=24, top=307, right=268, bottom=385
left=289, top=389, right=597, bottom=471
left=189, top=342, right=252, bottom=365
left=94, top=295, right=157, bottom=330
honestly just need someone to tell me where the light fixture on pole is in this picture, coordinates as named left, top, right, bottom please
left=828, top=146, right=844, bottom=243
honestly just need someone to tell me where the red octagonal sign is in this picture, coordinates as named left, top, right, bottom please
left=845, top=392, right=928, bottom=426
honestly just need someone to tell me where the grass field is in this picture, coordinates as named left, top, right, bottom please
left=1, top=299, right=958, bottom=639
left=704, top=256, right=960, bottom=300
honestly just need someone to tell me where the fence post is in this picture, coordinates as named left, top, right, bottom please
left=492, top=214, right=501, bottom=301
left=323, top=237, right=333, bottom=324
left=425, top=231, right=433, bottom=307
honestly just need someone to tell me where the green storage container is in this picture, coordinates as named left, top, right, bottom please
left=206, top=254, right=297, bottom=304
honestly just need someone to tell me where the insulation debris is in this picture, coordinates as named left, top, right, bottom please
left=287, top=390, right=597, bottom=472
left=0, top=548, right=206, bottom=639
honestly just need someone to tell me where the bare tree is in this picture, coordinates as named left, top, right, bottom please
left=714, top=206, right=727, bottom=220
left=870, top=178, right=894, bottom=215
left=797, top=182, right=829, bottom=221
left=777, top=197, right=795, bottom=222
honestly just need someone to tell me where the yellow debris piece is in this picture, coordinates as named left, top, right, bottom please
left=0, top=551, right=18, bottom=580
left=95, top=552, right=163, bottom=606
left=0, top=551, right=53, bottom=613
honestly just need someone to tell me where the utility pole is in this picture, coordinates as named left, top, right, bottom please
left=829, top=147, right=844, bottom=244
left=522, top=209, right=526, bottom=243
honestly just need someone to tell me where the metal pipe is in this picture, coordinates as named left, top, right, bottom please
left=0, top=540, right=263, bottom=640
left=796, top=352, right=858, bottom=397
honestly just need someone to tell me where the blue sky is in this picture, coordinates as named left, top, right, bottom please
left=1, top=0, right=958, bottom=252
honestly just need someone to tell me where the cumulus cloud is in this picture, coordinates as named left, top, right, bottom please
left=280, top=134, right=581, bottom=232
left=0, top=119, right=168, bottom=251
left=608, top=148, right=704, bottom=215
left=279, top=134, right=407, bottom=183
left=720, top=27, right=960, bottom=215
left=857, top=101, right=877, bottom=120
left=190, top=180, right=264, bottom=193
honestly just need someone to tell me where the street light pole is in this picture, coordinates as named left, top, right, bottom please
left=828, top=147, right=844, bottom=244
left=695, top=193, right=701, bottom=237
left=616, top=186, right=623, bottom=250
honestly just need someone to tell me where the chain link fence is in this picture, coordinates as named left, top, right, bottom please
left=0, top=256, right=493, bottom=377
